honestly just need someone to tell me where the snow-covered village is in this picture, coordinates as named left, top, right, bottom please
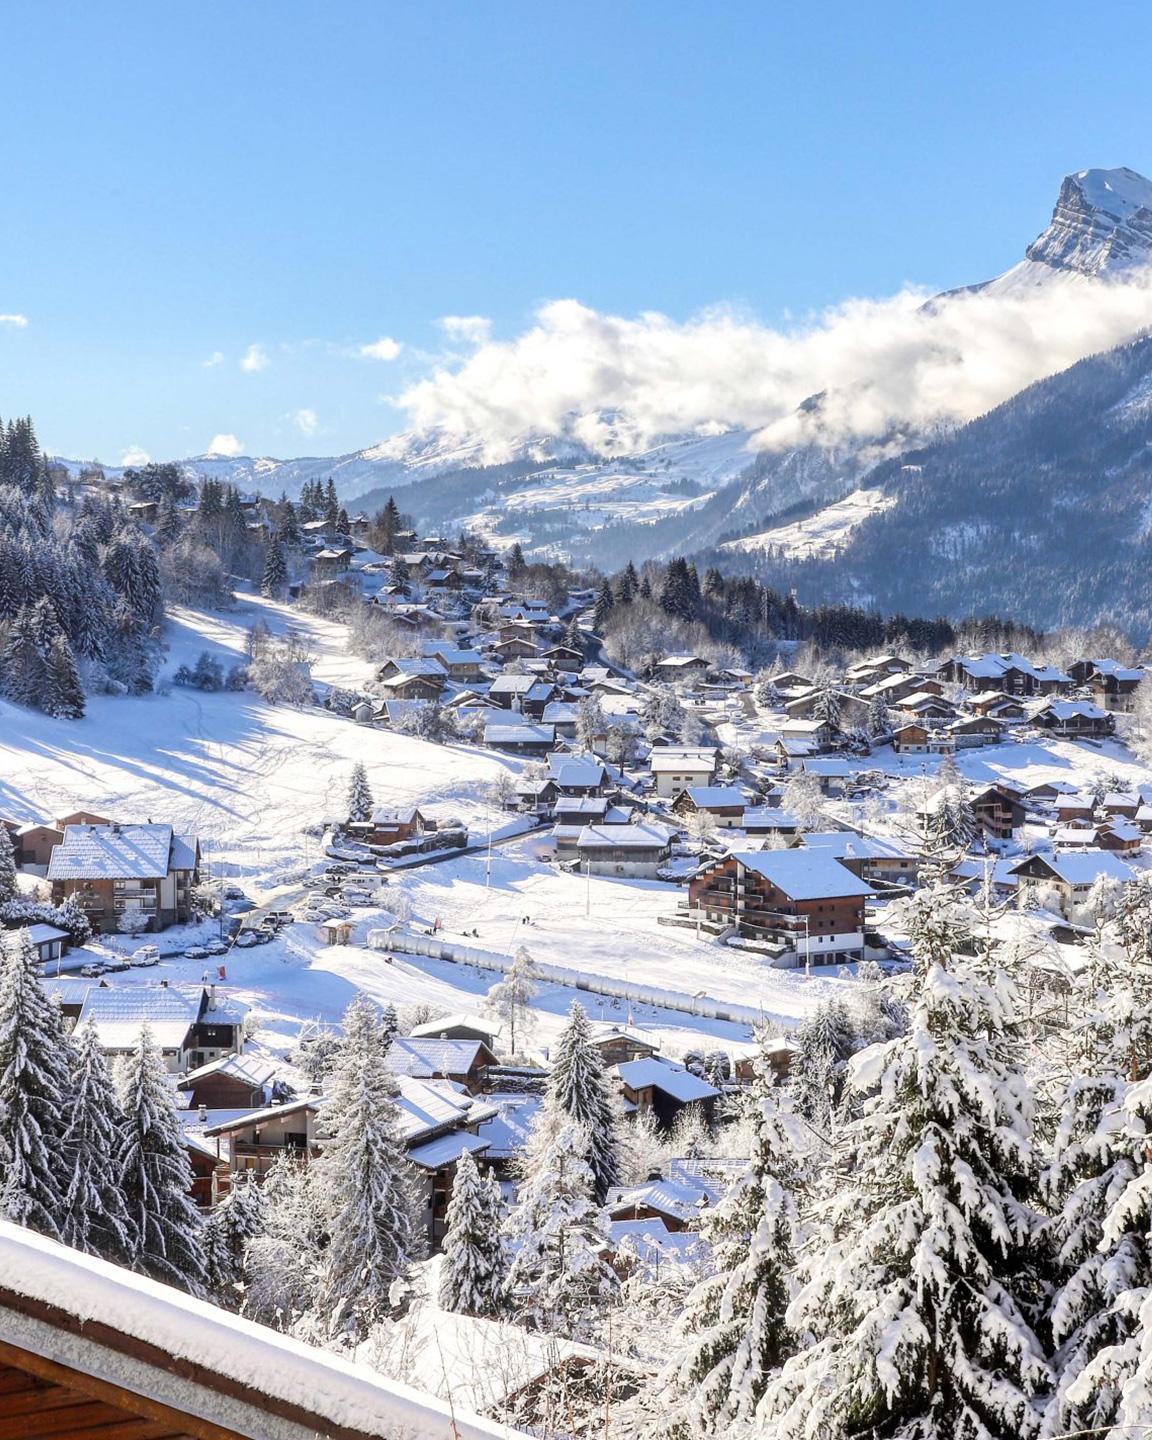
left=8, top=9, right=1152, bottom=1440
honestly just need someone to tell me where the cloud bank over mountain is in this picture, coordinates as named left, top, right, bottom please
left=396, top=274, right=1152, bottom=460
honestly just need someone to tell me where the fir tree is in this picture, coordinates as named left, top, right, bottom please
left=616, top=560, right=639, bottom=604
left=506, top=541, right=525, bottom=577
left=0, top=607, right=46, bottom=706
left=204, top=1175, right=266, bottom=1310
left=667, top=1043, right=801, bottom=1434
left=593, top=578, right=615, bottom=632
left=60, top=1020, right=137, bottom=1264
left=260, top=534, right=288, bottom=598
left=0, top=826, right=17, bottom=905
left=118, top=1023, right=209, bottom=1294
left=761, top=900, right=1047, bottom=1439
left=439, top=1148, right=506, bottom=1317
left=346, top=761, right=373, bottom=825
left=504, top=1119, right=617, bottom=1337
left=43, top=634, right=85, bottom=719
left=316, top=996, right=421, bottom=1337
left=243, top=1159, right=325, bottom=1330
left=545, top=1002, right=620, bottom=1203
left=0, top=930, right=74, bottom=1237
left=790, top=997, right=855, bottom=1130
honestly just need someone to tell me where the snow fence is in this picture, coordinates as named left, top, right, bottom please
left=372, top=927, right=766, bottom=1027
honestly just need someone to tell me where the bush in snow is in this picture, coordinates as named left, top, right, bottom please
left=173, top=650, right=225, bottom=692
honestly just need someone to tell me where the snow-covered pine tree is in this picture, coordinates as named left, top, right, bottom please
left=0, top=607, right=46, bottom=706
left=485, top=945, right=539, bottom=1057
left=315, top=995, right=422, bottom=1338
left=0, top=825, right=17, bottom=904
left=546, top=1001, right=621, bottom=1202
left=504, top=1119, right=617, bottom=1337
left=43, top=633, right=85, bottom=719
left=260, top=535, right=288, bottom=598
left=789, top=997, right=855, bottom=1131
left=812, top=683, right=842, bottom=730
left=593, top=578, right=615, bottom=632
left=204, top=1174, right=266, bottom=1310
left=0, top=929, right=75, bottom=1237
left=346, top=761, right=373, bottom=825
left=243, top=1159, right=326, bottom=1332
left=61, top=1020, right=137, bottom=1264
left=760, top=889, right=1048, bottom=1440
left=666, top=1042, right=802, bottom=1435
left=118, top=1022, right=209, bottom=1295
left=439, top=1148, right=506, bottom=1317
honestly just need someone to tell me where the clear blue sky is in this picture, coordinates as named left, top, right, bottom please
left=0, top=0, right=1148, bottom=463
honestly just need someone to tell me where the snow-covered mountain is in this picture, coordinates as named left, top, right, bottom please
left=69, top=166, right=1152, bottom=572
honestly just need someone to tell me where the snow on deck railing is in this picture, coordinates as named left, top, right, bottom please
left=375, top=927, right=766, bottom=1027
left=0, top=1220, right=526, bottom=1440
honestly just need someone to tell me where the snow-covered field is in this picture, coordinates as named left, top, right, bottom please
left=722, top=487, right=895, bottom=558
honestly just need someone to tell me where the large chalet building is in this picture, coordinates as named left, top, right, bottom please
left=47, top=821, right=200, bottom=932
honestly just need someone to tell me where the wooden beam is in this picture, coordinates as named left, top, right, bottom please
left=0, top=1340, right=243, bottom=1440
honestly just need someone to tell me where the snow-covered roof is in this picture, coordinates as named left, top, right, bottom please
left=0, top=1220, right=518, bottom=1440
left=408, top=1012, right=500, bottom=1041
left=47, top=822, right=181, bottom=881
left=650, top=751, right=715, bottom=773
left=21, top=923, right=70, bottom=944
left=406, top=1130, right=490, bottom=1171
left=607, top=1170, right=729, bottom=1221
left=576, top=823, right=672, bottom=851
left=1011, top=851, right=1136, bottom=886
left=546, top=753, right=606, bottom=784
left=1039, top=699, right=1111, bottom=721
left=182, top=1052, right=282, bottom=1088
left=483, top=722, right=555, bottom=745
left=393, top=1075, right=496, bottom=1143
left=799, top=830, right=912, bottom=861
left=680, top=785, right=746, bottom=808
left=77, top=986, right=201, bottom=1052
left=616, top=1058, right=718, bottom=1103
left=728, top=848, right=874, bottom=900
left=389, top=1037, right=489, bottom=1079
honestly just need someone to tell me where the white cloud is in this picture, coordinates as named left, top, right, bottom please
left=0, top=313, right=28, bottom=329
left=358, top=335, right=403, bottom=361
left=202, top=350, right=225, bottom=368
left=293, top=408, right=319, bottom=436
left=241, top=343, right=269, bottom=373
left=437, top=315, right=492, bottom=346
left=120, top=446, right=151, bottom=466
left=397, top=277, right=1152, bottom=459
left=207, top=433, right=244, bottom=457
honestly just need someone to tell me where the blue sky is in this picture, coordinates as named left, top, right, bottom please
left=1, top=0, right=1149, bottom=463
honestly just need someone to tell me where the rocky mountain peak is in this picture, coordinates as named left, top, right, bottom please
left=1025, top=166, right=1152, bottom=276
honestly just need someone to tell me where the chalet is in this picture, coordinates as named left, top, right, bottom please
left=777, top=717, right=836, bottom=751
left=798, top=830, right=918, bottom=885
left=846, top=654, right=913, bottom=685
left=409, top=1012, right=502, bottom=1046
left=587, top=1022, right=661, bottom=1067
left=742, top=806, right=802, bottom=839
left=313, top=545, right=354, bottom=574
left=181, top=1053, right=289, bottom=1110
left=949, top=715, right=1006, bottom=748
left=687, top=849, right=872, bottom=961
left=1033, top=699, right=1115, bottom=738
left=606, top=1159, right=739, bottom=1231
left=483, top=721, right=556, bottom=755
left=360, top=806, right=428, bottom=846
left=650, top=748, right=718, bottom=799
left=652, top=654, right=710, bottom=683
left=892, top=721, right=954, bottom=755
left=1009, top=850, right=1136, bottom=918
left=574, top=822, right=673, bottom=878
left=426, top=645, right=486, bottom=681
left=1070, top=658, right=1146, bottom=709
left=898, top=692, right=959, bottom=722
left=941, top=653, right=1072, bottom=696
left=615, top=1057, right=719, bottom=1130
left=389, top=1036, right=498, bottom=1093
left=547, top=753, right=613, bottom=796
left=202, top=1095, right=322, bottom=1179
left=1096, top=819, right=1144, bottom=854
left=786, top=688, right=869, bottom=730
left=979, top=783, right=1027, bottom=837
left=967, top=690, right=1028, bottom=721
left=860, top=672, right=940, bottom=704
left=541, top=700, right=579, bottom=737
left=376, top=660, right=446, bottom=701
left=0, top=1222, right=516, bottom=1440
left=491, top=635, right=540, bottom=662
left=552, top=797, right=616, bottom=850
left=424, top=567, right=465, bottom=591
left=669, top=785, right=747, bottom=828
left=488, top=674, right=537, bottom=709
left=763, top=670, right=812, bottom=694
left=540, top=643, right=584, bottom=672
left=12, top=822, right=63, bottom=870
left=47, top=822, right=200, bottom=932
left=77, top=984, right=243, bottom=1073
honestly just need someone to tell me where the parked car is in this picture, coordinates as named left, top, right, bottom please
left=202, top=939, right=229, bottom=956
left=101, top=958, right=131, bottom=973
left=80, top=963, right=107, bottom=978
left=183, top=945, right=210, bottom=959
left=130, top=945, right=160, bottom=967
left=233, top=930, right=260, bottom=948
left=267, top=910, right=295, bottom=924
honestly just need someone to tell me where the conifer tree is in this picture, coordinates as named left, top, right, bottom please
left=760, top=890, right=1048, bottom=1440
left=667, top=1042, right=801, bottom=1434
left=0, top=825, right=17, bottom=905
left=43, top=633, right=85, bottom=719
left=260, top=534, right=288, bottom=598
left=0, top=930, right=74, bottom=1237
left=118, top=1023, right=209, bottom=1294
left=504, top=1119, right=617, bottom=1337
left=243, top=1159, right=325, bottom=1330
left=316, top=996, right=421, bottom=1338
left=204, top=1175, right=265, bottom=1310
left=61, top=1020, right=137, bottom=1263
left=615, top=560, right=638, bottom=604
left=593, top=577, right=615, bottom=632
left=439, top=1149, right=506, bottom=1317
left=0, top=607, right=46, bottom=705
left=546, top=1001, right=621, bottom=1203
left=346, top=762, right=373, bottom=825
left=485, top=945, right=539, bottom=1057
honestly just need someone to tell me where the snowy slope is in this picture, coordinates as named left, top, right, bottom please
left=721, top=487, right=896, bottom=558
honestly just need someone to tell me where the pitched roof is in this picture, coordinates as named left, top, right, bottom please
left=1010, top=851, right=1136, bottom=886
left=726, top=849, right=874, bottom=900
left=48, top=823, right=176, bottom=881
left=615, top=1058, right=718, bottom=1102
left=576, top=823, right=672, bottom=851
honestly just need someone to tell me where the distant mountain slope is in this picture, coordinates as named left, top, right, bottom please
left=718, top=332, right=1152, bottom=635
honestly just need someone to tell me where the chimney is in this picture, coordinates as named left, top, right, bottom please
left=208, top=984, right=217, bottom=1012
left=198, top=1104, right=207, bottom=1122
